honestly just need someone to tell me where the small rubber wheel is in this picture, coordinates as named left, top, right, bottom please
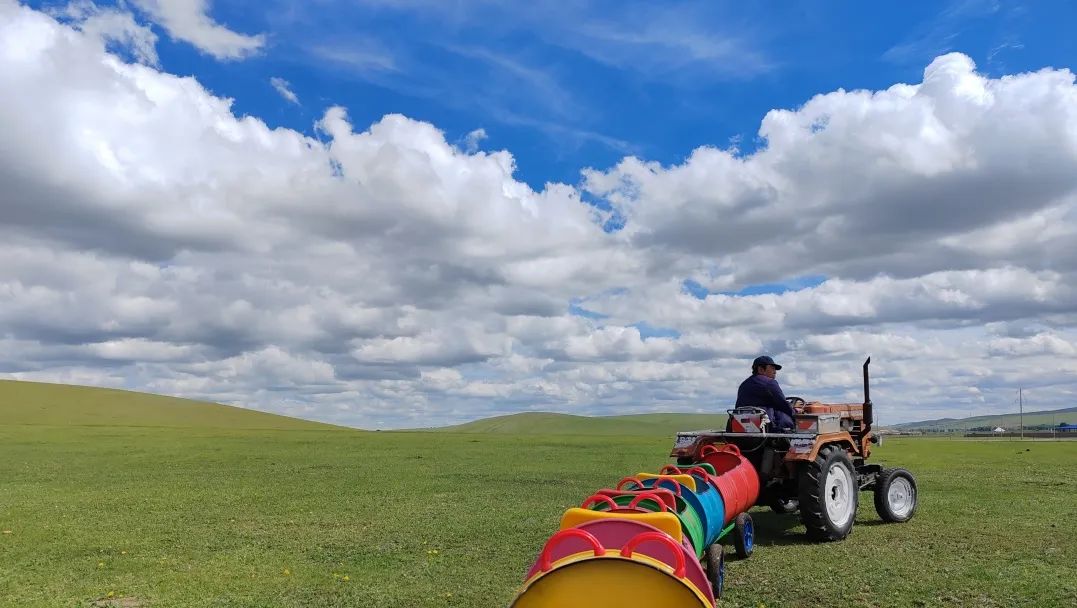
left=705, top=543, right=725, bottom=599
left=874, top=468, right=918, bottom=523
left=733, top=512, right=754, bottom=559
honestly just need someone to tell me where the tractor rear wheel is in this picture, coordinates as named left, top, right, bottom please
left=798, top=445, right=858, bottom=541
left=874, top=468, right=918, bottom=523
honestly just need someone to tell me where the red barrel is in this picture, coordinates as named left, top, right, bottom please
left=699, top=443, right=760, bottom=525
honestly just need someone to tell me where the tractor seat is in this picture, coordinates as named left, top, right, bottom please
left=726, top=407, right=770, bottom=433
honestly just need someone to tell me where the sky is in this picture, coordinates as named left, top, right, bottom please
left=3, top=0, right=1077, bottom=429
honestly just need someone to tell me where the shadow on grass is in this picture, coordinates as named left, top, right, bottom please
left=744, top=509, right=892, bottom=548
left=746, top=510, right=806, bottom=547
left=851, top=519, right=890, bottom=527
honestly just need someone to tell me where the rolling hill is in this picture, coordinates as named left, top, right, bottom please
left=890, top=406, right=1077, bottom=432
left=0, top=379, right=344, bottom=430
left=434, top=406, right=1077, bottom=436
left=431, top=411, right=730, bottom=436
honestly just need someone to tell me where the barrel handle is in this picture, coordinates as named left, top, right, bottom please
left=663, top=463, right=712, bottom=482
left=617, top=475, right=683, bottom=496
left=702, top=443, right=742, bottom=457
left=684, top=466, right=713, bottom=480
left=628, top=491, right=670, bottom=513
left=581, top=494, right=619, bottom=511
left=619, top=532, right=686, bottom=578
left=538, top=528, right=605, bottom=572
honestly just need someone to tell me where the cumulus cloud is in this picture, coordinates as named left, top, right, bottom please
left=3, top=3, right=1077, bottom=428
left=584, top=52, right=1077, bottom=285
left=130, top=0, right=264, bottom=60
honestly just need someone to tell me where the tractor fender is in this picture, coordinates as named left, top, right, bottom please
left=784, top=432, right=857, bottom=463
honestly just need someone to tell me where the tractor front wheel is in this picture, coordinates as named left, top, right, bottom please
left=874, top=468, right=918, bottom=523
left=798, top=445, right=858, bottom=541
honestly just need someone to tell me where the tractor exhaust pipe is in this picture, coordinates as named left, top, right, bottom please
left=863, top=356, right=873, bottom=434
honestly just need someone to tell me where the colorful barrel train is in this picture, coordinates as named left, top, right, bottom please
left=510, top=444, right=761, bottom=607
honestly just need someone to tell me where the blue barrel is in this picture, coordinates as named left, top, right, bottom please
left=681, top=476, right=725, bottom=545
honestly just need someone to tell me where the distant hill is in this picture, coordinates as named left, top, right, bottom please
left=0, top=379, right=344, bottom=431
left=431, top=411, right=729, bottom=436
left=890, top=406, right=1077, bottom=432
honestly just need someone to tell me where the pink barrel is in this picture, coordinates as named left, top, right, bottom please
left=699, top=443, right=760, bottom=524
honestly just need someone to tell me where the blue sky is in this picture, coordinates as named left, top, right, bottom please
left=42, top=0, right=1077, bottom=189
left=5, top=0, right=1077, bottom=428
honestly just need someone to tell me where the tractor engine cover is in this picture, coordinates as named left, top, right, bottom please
left=794, top=414, right=841, bottom=434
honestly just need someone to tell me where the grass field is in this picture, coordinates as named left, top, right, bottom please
left=2, top=382, right=1075, bottom=607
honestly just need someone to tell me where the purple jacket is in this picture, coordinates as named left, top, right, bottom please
left=735, top=374, right=795, bottom=428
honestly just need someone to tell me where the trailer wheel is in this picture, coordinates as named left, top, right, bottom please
left=874, top=468, right=917, bottom=523
left=733, top=512, right=754, bottom=559
left=705, top=543, right=725, bottom=599
left=798, top=444, right=858, bottom=541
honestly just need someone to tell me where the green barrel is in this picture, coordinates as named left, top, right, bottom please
left=674, top=496, right=707, bottom=557
left=688, top=462, right=717, bottom=475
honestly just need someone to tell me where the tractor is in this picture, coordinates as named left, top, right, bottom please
left=669, top=357, right=917, bottom=541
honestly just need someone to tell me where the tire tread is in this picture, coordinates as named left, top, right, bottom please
left=798, top=445, right=857, bottom=541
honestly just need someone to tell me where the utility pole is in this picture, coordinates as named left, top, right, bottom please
left=1019, top=387, right=1024, bottom=441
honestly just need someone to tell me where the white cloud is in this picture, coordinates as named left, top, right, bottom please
left=269, top=76, right=299, bottom=105
left=54, top=1, right=159, bottom=66
left=130, top=0, right=264, bottom=60
left=584, top=53, right=1077, bottom=284
left=462, top=128, right=487, bottom=153
left=987, top=333, right=1077, bottom=357
left=3, top=3, right=1077, bottom=428
left=311, top=44, right=397, bottom=74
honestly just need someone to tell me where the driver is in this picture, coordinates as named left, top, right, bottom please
left=735, top=355, right=796, bottom=431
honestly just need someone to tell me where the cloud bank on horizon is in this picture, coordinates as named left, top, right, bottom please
left=2, top=0, right=1076, bottom=428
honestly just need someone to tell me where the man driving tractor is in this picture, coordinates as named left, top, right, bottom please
left=735, top=355, right=796, bottom=431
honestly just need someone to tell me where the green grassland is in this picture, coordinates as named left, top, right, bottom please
left=1, top=381, right=1075, bottom=607
left=0, top=380, right=341, bottom=431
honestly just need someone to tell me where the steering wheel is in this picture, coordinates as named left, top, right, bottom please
left=787, top=396, right=806, bottom=413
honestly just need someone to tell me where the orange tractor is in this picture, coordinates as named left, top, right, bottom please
left=670, top=358, right=917, bottom=541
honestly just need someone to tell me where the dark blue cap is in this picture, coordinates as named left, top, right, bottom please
left=753, top=355, right=782, bottom=370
